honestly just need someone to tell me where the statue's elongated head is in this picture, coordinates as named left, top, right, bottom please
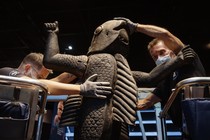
left=87, top=19, right=130, bottom=57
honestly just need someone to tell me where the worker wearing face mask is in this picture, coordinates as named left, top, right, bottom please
left=113, top=17, right=206, bottom=139
left=155, top=54, right=173, bottom=65
left=137, top=39, right=205, bottom=130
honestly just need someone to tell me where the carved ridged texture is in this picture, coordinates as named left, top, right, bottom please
left=59, top=94, right=82, bottom=127
left=59, top=53, right=137, bottom=140
left=75, top=53, right=115, bottom=140
left=113, top=54, right=137, bottom=125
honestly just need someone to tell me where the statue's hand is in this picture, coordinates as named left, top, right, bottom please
left=177, top=45, right=196, bottom=63
left=182, top=46, right=196, bottom=60
left=80, top=74, right=112, bottom=99
left=114, top=17, right=138, bottom=35
left=44, top=21, right=59, bottom=33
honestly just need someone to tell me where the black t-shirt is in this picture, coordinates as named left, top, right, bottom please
left=153, top=51, right=206, bottom=127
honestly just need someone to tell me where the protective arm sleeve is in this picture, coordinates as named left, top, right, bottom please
left=132, top=46, right=196, bottom=87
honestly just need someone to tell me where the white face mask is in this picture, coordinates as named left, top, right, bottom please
left=155, top=54, right=171, bottom=65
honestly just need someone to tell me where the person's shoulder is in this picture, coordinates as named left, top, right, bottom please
left=0, top=67, right=13, bottom=74
left=0, top=67, right=12, bottom=70
left=0, top=67, right=20, bottom=77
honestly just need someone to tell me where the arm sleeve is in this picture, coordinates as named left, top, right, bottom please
left=132, top=47, right=196, bottom=87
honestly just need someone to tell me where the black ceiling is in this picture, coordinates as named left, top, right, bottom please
left=1, top=0, right=210, bottom=75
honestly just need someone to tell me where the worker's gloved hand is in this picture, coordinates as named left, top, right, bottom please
left=80, top=74, right=112, bottom=99
left=44, top=21, right=59, bottom=33
left=178, top=45, right=196, bottom=63
left=114, top=17, right=138, bottom=35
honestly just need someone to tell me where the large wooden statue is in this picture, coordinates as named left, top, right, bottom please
left=43, top=17, right=198, bottom=140
left=44, top=19, right=137, bottom=140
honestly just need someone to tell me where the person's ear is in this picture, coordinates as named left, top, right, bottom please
left=24, top=64, right=32, bottom=73
left=169, top=51, right=176, bottom=58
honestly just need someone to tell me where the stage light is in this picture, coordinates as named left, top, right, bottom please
left=65, top=45, right=73, bottom=51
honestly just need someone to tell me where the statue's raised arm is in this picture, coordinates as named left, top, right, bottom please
left=43, top=21, right=88, bottom=77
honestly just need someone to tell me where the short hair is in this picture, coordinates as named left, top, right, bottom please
left=147, top=38, right=162, bottom=51
left=21, top=53, right=44, bottom=70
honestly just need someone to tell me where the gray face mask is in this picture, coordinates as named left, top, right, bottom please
left=155, top=54, right=171, bottom=65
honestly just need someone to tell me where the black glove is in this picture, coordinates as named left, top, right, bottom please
left=80, top=74, right=112, bottom=99
left=44, top=21, right=59, bottom=33
left=114, top=17, right=138, bottom=35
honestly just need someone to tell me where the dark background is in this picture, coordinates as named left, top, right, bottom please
left=1, top=0, right=210, bottom=76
